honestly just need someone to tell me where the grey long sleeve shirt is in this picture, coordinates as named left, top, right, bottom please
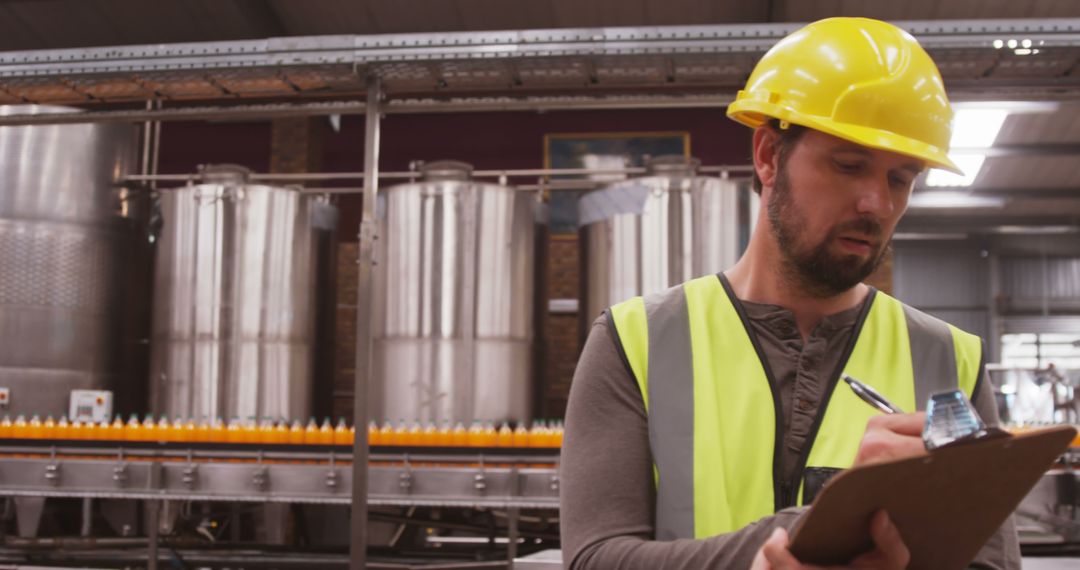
left=560, top=289, right=1021, bottom=569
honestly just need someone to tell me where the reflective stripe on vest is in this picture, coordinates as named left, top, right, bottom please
left=607, top=274, right=982, bottom=540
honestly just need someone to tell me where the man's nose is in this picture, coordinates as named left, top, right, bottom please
left=854, top=178, right=895, bottom=219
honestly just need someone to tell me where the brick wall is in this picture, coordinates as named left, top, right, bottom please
left=544, top=235, right=581, bottom=417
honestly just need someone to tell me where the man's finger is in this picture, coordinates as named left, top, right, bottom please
left=868, top=510, right=910, bottom=569
left=761, top=527, right=804, bottom=570
left=866, top=412, right=926, bottom=436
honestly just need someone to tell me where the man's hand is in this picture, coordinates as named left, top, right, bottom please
left=853, top=412, right=927, bottom=467
left=749, top=510, right=910, bottom=570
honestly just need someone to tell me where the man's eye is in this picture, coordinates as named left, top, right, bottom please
left=889, top=175, right=912, bottom=187
left=834, top=160, right=862, bottom=172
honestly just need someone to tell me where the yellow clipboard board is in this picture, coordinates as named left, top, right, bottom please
left=789, top=425, right=1076, bottom=570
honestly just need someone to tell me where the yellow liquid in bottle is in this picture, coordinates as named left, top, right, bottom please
left=0, top=416, right=12, bottom=439
left=496, top=423, right=514, bottom=447
left=125, top=415, right=141, bottom=441
left=273, top=419, right=289, bottom=445
left=466, top=421, right=484, bottom=447
left=27, top=415, right=44, bottom=440
left=193, top=418, right=209, bottom=443
left=333, top=418, right=352, bottom=446
left=512, top=424, right=529, bottom=447
left=84, top=419, right=100, bottom=441
left=11, top=415, right=28, bottom=439
left=154, top=416, right=170, bottom=442
left=436, top=421, right=452, bottom=447
left=378, top=421, right=395, bottom=446
left=208, top=418, right=227, bottom=443
left=451, top=422, right=468, bottom=447
left=289, top=420, right=305, bottom=445
left=481, top=421, right=498, bottom=448
left=368, top=421, right=382, bottom=446
left=528, top=422, right=547, bottom=448
left=402, top=421, right=422, bottom=447
left=108, top=417, right=125, bottom=441
left=55, top=416, right=71, bottom=440
left=257, top=419, right=275, bottom=445
left=42, top=416, right=57, bottom=440
left=318, top=418, right=335, bottom=445
left=303, top=418, right=320, bottom=445
left=140, top=415, right=156, bottom=442
left=420, top=422, right=438, bottom=447
left=226, top=418, right=243, bottom=443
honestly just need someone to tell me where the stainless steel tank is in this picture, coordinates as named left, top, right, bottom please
left=372, top=161, right=538, bottom=424
left=579, top=155, right=744, bottom=324
left=149, top=165, right=338, bottom=422
left=0, top=105, right=139, bottom=417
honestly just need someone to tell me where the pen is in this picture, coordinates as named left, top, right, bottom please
left=842, top=374, right=906, bottom=414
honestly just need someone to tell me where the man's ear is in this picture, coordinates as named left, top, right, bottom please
left=752, top=126, right=781, bottom=191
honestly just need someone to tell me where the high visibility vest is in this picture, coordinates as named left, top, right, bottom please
left=607, top=274, right=982, bottom=540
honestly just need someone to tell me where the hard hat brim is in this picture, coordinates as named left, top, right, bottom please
left=728, top=101, right=964, bottom=176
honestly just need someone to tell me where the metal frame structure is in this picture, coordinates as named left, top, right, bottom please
left=1, top=18, right=1080, bottom=569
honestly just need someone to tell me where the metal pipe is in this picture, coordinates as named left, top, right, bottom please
left=80, top=498, right=92, bottom=537
left=122, top=164, right=754, bottom=184
left=350, top=76, right=382, bottom=570
left=147, top=499, right=160, bottom=570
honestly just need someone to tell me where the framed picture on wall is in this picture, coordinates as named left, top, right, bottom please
left=543, top=131, right=691, bottom=234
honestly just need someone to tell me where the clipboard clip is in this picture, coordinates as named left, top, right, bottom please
left=923, top=389, right=1011, bottom=451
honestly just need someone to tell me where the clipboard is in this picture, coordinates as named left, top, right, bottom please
left=789, top=425, right=1077, bottom=570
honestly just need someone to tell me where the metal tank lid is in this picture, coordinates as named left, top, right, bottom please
left=646, top=155, right=701, bottom=177
left=418, top=160, right=474, bottom=182
left=198, top=163, right=253, bottom=185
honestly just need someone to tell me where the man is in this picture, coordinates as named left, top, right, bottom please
left=560, top=17, right=1021, bottom=569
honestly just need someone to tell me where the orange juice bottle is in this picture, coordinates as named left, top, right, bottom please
left=552, top=420, right=564, bottom=448
left=272, top=418, right=288, bottom=444
left=289, top=419, right=305, bottom=445
left=368, top=421, right=382, bottom=447
left=88, top=417, right=102, bottom=441
left=107, top=416, right=125, bottom=441
left=256, top=418, right=275, bottom=445
left=451, top=422, right=468, bottom=447
left=240, top=417, right=258, bottom=444
left=436, top=420, right=452, bottom=447
left=420, top=422, right=438, bottom=446
left=527, top=421, right=546, bottom=448
left=168, top=417, right=185, bottom=443
left=403, top=421, right=422, bottom=447
left=481, top=421, right=498, bottom=447
left=318, top=417, right=335, bottom=445
left=192, top=417, right=208, bottom=442
left=11, top=415, right=28, bottom=439
left=42, top=415, right=57, bottom=440
left=333, top=418, right=352, bottom=445
left=496, top=422, right=513, bottom=447
left=465, top=421, right=482, bottom=447
left=0, top=415, right=12, bottom=439
left=207, top=418, right=226, bottom=443
left=181, top=417, right=197, bottom=442
left=303, top=417, right=319, bottom=444
left=226, top=417, right=243, bottom=443
left=139, top=414, right=155, bottom=441
left=512, top=423, right=529, bottom=447
left=125, top=414, right=141, bottom=441
left=53, top=416, right=70, bottom=440
left=378, top=420, right=396, bottom=446
left=27, top=414, right=44, bottom=440
left=153, top=415, right=169, bottom=442
left=71, top=418, right=87, bottom=440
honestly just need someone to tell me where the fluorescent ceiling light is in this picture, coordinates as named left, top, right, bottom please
left=925, top=154, right=987, bottom=187
left=926, top=107, right=1010, bottom=187
left=949, top=108, right=1008, bottom=149
left=908, top=190, right=1005, bottom=209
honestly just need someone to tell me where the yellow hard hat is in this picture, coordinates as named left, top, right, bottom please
left=727, top=17, right=961, bottom=174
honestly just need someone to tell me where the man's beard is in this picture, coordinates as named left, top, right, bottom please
left=766, top=166, right=890, bottom=298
